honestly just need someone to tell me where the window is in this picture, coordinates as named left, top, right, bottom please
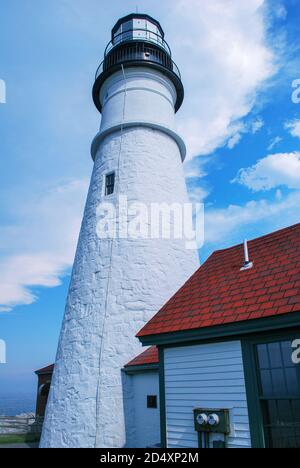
left=39, top=382, right=51, bottom=398
left=253, top=338, right=300, bottom=448
left=147, top=395, right=158, bottom=409
left=105, top=172, right=115, bottom=196
left=121, top=20, right=132, bottom=42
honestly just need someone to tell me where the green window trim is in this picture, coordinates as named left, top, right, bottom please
left=242, top=340, right=265, bottom=448
left=158, top=346, right=167, bottom=448
left=242, top=328, right=300, bottom=448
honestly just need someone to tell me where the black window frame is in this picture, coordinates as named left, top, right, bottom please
left=105, top=172, right=115, bottom=196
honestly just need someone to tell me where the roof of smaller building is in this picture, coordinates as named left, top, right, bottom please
left=35, top=364, right=54, bottom=375
left=35, top=348, right=159, bottom=376
left=125, top=346, right=158, bottom=367
left=137, top=223, right=300, bottom=338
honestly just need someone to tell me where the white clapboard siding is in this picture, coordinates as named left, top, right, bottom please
left=164, top=341, right=251, bottom=448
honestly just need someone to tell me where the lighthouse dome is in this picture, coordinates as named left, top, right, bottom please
left=93, top=13, right=184, bottom=114
left=111, top=14, right=165, bottom=49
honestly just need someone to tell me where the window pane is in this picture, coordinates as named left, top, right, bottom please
left=260, top=370, right=273, bottom=396
left=255, top=339, right=300, bottom=448
left=285, top=367, right=300, bottom=395
left=268, top=342, right=283, bottom=368
left=281, top=341, right=294, bottom=367
left=105, top=173, right=115, bottom=196
left=268, top=427, right=282, bottom=448
left=291, top=400, right=300, bottom=438
left=291, top=400, right=300, bottom=423
left=147, top=395, right=157, bottom=409
left=257, top=344, right=269, bottom=369
left=263, top=400, right=278, bottom=426
left=271, top=368, right=286, bottom=395
left=122, top=20, right=132, bottom=32
left=262, top=400, right=300, bottom=449
left=277, top=400, right=293, bottom=424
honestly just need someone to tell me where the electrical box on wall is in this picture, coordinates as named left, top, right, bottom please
left=193, top=408, right=230, bottom=435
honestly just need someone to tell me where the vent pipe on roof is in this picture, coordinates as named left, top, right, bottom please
left=240, top=239, right=253, bottom=271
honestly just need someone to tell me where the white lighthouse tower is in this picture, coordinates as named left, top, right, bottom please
left=40, top=13, right=199, bottom=448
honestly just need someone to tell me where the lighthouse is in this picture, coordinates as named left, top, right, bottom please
left=40, top=13, right=199, bottom=448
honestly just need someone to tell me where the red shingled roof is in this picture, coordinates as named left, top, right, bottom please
left=138, top=224, right=300, bottom=338
left=125, top=346, right=158, bottom=367
left=35, top=364, right=54, bottom=375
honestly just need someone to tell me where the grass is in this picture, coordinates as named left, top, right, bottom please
left=0, top=433, right=40, bottom=445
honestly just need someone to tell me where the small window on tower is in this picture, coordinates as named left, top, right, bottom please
left=105, top=172, right=115, bottom=196
left=147, top=395, right=158, bottom=409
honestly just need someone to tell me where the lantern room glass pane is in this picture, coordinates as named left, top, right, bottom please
left=113, top=18, right=164, bottom=48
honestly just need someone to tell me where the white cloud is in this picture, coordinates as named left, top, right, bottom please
left=188, top=186, right=210, bottom=204
left=183, top=157, right=207, bottom=179
left=251, top=118, right=265, bottom=134
left=169, top=0, right=276, bottom=158
left=285, top=119, right=300, bottom=139
left=226, top=118, right=264, bottom=149
left=227, top=132, right=242, bottom=150
left=267, top=136, right=282, bottom=151
left=233, top=152, right=300, bottom=191
left=274, top=3, right=288, bottom=20
left=0, top=179, right=88, bottom=311
left=183, top=158, right=210, bottom=203
left=205, top=190, right=300, bottom=245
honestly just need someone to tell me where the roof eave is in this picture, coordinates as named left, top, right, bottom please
left=138, top=312, right=300, bottom=347
left=35, top=366, right=54, bottom=375
left=123, top=363, right=159, bottom=375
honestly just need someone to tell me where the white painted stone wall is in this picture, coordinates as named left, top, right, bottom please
left=91, top=67, right=186, bottom=160
left=40, top=68, right=199, bottom=448
left=164, top=342, right=252, bottom=448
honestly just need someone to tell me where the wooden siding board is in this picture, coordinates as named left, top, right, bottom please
left=164, top=341, right=251, bottom=448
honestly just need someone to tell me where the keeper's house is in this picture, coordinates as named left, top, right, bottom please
left=136, top=223, right=300, bottom=449
left=36, top=224, right=300, bottom=448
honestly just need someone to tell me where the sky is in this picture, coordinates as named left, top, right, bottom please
left=0, top=0, right=299, bottom=403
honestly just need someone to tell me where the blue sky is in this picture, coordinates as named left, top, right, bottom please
left=0, top=0, right=299, bottom=402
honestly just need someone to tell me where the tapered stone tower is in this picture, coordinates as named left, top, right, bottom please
left=40, top=13, right=199, bottom=448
